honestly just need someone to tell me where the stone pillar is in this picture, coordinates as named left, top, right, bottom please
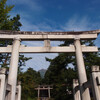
left=74, top=39, right=90, bottom=100
left=15, top=82, right=21, bottom=100
left=38, top=88, right=40, bottom=99
left=0, top=68, right=7, bottom=100
left=73, top=79, right=81, bottom=100
left=8, top=37, right=21, bottom=100
left=17, top=83, right=21, bottom=100
left=48, top=87, right=50, bottom=98
left=91, top=66, right=100, bottom=100
left=5, top=84, right=12, bottom=100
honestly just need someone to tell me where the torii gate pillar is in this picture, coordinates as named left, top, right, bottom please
left=8, top=38, right=21, bottom=100
left=73, top=79, right=81, bottom=100
left=91, top=66, right=100, bottom=100
left=74, top=39, right=91, bottom=100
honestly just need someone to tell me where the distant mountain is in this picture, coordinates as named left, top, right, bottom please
left=38, top=69, right=47, bottom=78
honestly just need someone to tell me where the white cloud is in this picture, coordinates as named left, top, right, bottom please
left=8, top=0, right=44, bottom=25
left=61, top=15, right=92, bottom=31
left=61, top=15, right=100, bottom=31
left=22, top=53, right=58, bottom=71
left=21, top=41, right=44, bottom=47
left=20, top=18, right=55, bottom=31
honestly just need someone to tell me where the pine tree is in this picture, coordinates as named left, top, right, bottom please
left=0, top=0, right=31, bottom=71
left=18, top=68, right=42, bottom=100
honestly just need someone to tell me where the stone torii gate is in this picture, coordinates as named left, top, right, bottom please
left=35, top=85, right=53, bottom=100
left=0, top=30, right=100, bottom=100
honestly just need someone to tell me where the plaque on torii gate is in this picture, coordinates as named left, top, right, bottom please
left=0, top=30, right=100, bottom=100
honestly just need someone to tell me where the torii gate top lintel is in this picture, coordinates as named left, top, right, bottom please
left=0, top=29, right=100, bottom=35
left=0, top=29, right=100, bottom=40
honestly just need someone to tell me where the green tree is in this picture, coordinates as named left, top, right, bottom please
left=44, top=39, right=100, bottom=100
left=0, top=0, right=31, bottom=71
left=18, top=68, right=42, bottom=100
left=0, top=0, right=22, bottom=30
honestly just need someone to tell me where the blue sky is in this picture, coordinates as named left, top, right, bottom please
left=7, top=0, right=100, bottom=31
left=7, top=0, right=100, bottom=71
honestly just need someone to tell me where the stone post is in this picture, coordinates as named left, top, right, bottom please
left=0, top=68, right=7, bottom=100
left=74, top=39, right=90, bottom=100
left=48, top=86, right=50, bottom=98
left=8, top=37, right=21, bottom=100
left=73, top=79, right=81, bottom=100
left=91, top=66, right=100, bottom=100
left=38, top=88, right=40, bottom=99
left=17, top=82, right=21, bottom=100
left=16, top=82, right=21, bottom=100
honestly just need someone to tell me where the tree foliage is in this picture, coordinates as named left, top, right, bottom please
left=44, top=39, right=100, bottom=100
left=0, top=0, right=31, bottom=71
left=0, top=0, right=22, bottom=30
left=18, top=68, right=42, bottom=100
